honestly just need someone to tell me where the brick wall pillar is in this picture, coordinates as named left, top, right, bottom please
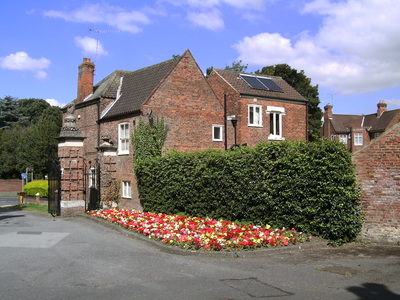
left=58, top=143, right=85, bottom=215
left=58, top=105, right=86, bottom=216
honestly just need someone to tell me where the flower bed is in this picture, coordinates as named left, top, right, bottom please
left=87, top=209, right=311, bottom=251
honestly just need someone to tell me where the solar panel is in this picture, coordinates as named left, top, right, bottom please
left=241, top=75, right=265, bottom=89
left=240, top=75, right=283, bottom=92
left=258, top=77, right=283, bottom=92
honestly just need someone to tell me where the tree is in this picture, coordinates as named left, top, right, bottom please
left=256, top=64, right=323, bottom=141
left=0, top=97, right=62, bottom=179
left=0, top=96, right=18, bottom=129
left=16, top=98, right=51, bottom=126
left=225, top=60, right=248, bottom=72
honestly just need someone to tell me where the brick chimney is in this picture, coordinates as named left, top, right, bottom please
left=324, top=103, right=333, bottom=120
left=377, top=101, right=387, bottom=117
left=77, top=58, right=95, bottom=103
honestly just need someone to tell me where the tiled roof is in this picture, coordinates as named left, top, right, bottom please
left=101, top=57, right=180, bottom=120
left=331, top=109, right=400, bottom=133
left=85, top=70, right=131, bottom=102
left=331, top=115, right=363, bottom=132
left=212, top=69, right=307, bottom=102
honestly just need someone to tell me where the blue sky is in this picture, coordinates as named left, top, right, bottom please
left=1, top=0, right=400, bottom=115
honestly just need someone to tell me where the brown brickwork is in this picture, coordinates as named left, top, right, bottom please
left=353, top=122, right=400, bottom=243
left=0, top=179, right=22, bottom=193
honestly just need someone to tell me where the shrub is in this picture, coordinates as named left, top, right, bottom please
left=23, top=180, right=48, bottom=197
left=136, top=140, right=362, bottom=245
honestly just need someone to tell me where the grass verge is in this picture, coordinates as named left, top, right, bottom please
left=7, top=204, right=48, bottom=214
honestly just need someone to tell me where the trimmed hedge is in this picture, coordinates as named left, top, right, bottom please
left=23, top=180, right=48, bottom=197
left=136, top=141, right=362, bottom=245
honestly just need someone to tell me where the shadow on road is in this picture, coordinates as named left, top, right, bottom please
left=347, top=283, right=400, bottom=300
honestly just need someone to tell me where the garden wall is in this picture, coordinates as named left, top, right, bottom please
left=353, top=122, right=400, bottom=243
left=0, top=179, right=22, bottom=193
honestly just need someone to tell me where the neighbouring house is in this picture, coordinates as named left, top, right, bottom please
left=207, top=69, right=308, bottom=147
left=56, top=50, right=308, bottom=216
left=321, top=101, right=400, bottom=152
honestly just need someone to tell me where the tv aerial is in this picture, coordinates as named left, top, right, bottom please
left=88, top=28, right=121, bottom=62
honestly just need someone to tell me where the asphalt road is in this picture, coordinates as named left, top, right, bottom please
left=0, top=196, right=19, bottom=207
left=0, top=207, right=399, bottom=300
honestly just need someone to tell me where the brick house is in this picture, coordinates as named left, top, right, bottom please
left=322, top=101, right=400, bottom=152
left=207, top=69, right=308, bottom=147
left=57, top=50, right=308, bottom=215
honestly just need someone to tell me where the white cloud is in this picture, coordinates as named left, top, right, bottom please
left=163, top=0, right=267, bottom=30
left=75, top=36, right=108, bottom=57
left=187, top=9, right=224, bottom=30
left=46, top=98, right=66, bottom=107
left=233, top=0, right=400, bottom=95
left=43, top=3, right=150, bottom=34
left=0, top=51, right=50, bottom=79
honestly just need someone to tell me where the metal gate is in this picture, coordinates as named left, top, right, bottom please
left=85, top=160, right=101, bottom=211
left=47, top=149, right=61, bottom=216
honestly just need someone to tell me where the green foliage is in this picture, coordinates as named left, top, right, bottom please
left=225, top=60, right=248, bottom=72
left=136, top=140, right=362, bottom=245
left=256, top=64, right=323, bottom=142
left=23, top=180, right=49, bottom=197
left=132, top=117, right=168, bottom=165
left=0, top=97, right=62, bottom=179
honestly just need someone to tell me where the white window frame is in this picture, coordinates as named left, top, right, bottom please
left=248, top=104, right=262, bottom=127
left=122, top=181, right=132, bottom=198
left=118, top=122, right=130, bottom=155
left=267, top=106, right=285, bottom=140
left=354, top=133, right=363, bottom=146
left=339, top=134, right=348, bottom=145
left=212, top=125, right=223, bottom=141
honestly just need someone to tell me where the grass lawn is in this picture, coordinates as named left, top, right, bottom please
left=7, top=204, right=48, bottom=214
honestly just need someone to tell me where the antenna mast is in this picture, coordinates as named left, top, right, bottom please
left=88, top=28, right=121, bottom=62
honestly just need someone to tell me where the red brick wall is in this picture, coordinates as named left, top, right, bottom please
left=99, top=117, right=141, bottom=210
left=58, top=144, right=86, bottom=216
left=0, top=179, right=22, bottom=193
left=143, top=51, right=225, bottom=152
left=353, top=122, right=400, bottom=243
left=207, top=71, right=307, bottom=147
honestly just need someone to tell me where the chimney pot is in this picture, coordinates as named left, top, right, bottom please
left=324, top=103, right=333, bottom=119
left=377, top=101, right=387, bottom=117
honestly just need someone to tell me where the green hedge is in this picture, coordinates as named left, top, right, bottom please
left=136, top=141, right=362, bottom=245
left=23, top=180, right=48, bottom=197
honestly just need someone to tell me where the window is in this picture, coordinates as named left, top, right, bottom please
left=339, top=134, right=348, bottom=145
left=354, top=133, right=363, bottom=146
left=267, top=106, right=285, bottom=140
left=122, top=181, right=132, bottom=198
left=89, top=167, right=96, bottom=188
left=118, top=123, right=130, bottom=155
left=330, top=135, right=336, bottom=141
left=212, top=125, right=223, bottom=141
left=248, top=104, right=262, bottom=126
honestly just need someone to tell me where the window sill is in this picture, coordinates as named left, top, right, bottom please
left=118, top=153, right=129, bottom=156
left=248, top=124, right=263, bottom=128
left=268, top=136, right=285, bottom=141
